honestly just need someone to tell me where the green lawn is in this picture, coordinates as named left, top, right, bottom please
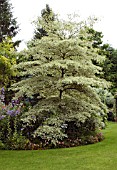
left=0, top=122, right=117, bottom=170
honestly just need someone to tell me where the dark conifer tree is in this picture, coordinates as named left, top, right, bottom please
left=0, top=0, right=19, bottom=42
left=33, top=4, right=55, bottom=39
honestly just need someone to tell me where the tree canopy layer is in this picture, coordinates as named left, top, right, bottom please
left=11, top=14, right=108, bottom=145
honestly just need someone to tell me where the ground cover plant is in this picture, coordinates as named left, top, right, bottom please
left=0, top=122, right=117, bottom=170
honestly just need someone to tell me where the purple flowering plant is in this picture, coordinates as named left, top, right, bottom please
left=0, top=87, right=28, bottom=149
left=0, top=88, right=23, bottom=120
left=0, top=88, right=25, bottom=136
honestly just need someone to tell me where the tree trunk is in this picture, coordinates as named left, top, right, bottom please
left=59, top=90, right=63, bottom=100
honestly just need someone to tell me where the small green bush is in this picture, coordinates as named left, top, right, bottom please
left=0, top=140, right=5, bottom=149
left=5, top=134, right=29, bottom=150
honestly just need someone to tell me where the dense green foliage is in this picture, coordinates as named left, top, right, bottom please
left=0, top=122, right=117, bottom=170
left=102, top=46, right=117, bottom=93
left=0, top=38, right=16, bottom=87
left=0, top=0, right=19, bottom=42
left=11, top=14, right=108, bottom=147
left=0, top=0, right=20, bottom=88
left=87, top=28, right=103, bottom=48
left=88, top=28, right=117, bottom=93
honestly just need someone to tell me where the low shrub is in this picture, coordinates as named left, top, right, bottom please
left=0, top=140, right=5, bottom=149
left=5, top=134, right=29, bottom=150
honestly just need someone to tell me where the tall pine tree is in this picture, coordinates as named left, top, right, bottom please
left=0, top=0, right=19, bottom=42
left=33, top=4, right=55, bottom=40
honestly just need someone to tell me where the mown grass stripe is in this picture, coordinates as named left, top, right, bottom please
left=0, top=122, right=117, bottom=170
